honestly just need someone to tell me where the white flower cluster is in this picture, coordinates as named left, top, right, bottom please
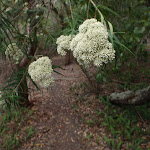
left=56, top=35, right=74, bottom=56
left=5, top=43, right=24, bottom=64
left=70, top=18, right=115, bottom=68
left=28, top=57, right=54, bottom=88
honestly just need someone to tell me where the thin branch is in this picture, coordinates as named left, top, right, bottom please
left=63, top=2, right=70, bottom=16
left=87, top=0, right=90, bottom=19
left=90, top=0, right=104, bottom=23
left=69, top=0, right=73, bottom=20
left=49, top=1, right=64, bottom=21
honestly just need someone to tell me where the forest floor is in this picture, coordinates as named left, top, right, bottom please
left=0, top=55, right=150, bottom=150
left=20, top=55, right=108, bottom=150
left=20, top=53, right=150, bottom=150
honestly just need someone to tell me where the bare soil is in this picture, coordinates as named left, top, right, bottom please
left=20, top=56, right=97, bottom=150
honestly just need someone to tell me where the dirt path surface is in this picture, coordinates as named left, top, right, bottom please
left=21, top=56, right=92, bottom=150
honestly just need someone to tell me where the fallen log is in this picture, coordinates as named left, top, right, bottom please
left=109, top=86, right=150, bottom=105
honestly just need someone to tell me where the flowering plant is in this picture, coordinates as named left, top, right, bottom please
left=56, top=35, right=74, bottom=56
left=28, top=56, right=54, bottom=88
left=56, top=18, right=115, bottom=68
left=70, top=18, right=115, bottom=68
left=5, top=43, right=24, bottom=64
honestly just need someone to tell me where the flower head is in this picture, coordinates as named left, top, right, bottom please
left=56, top=35, right=74, bottom=56
left=28, top=57, right=54, bottom=87
left=5, top=43, right=24, bottom=64
left=70, top=18, right=115, bottom=68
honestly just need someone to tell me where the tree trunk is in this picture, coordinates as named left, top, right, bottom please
left=109, top=86, right=150, bottom=105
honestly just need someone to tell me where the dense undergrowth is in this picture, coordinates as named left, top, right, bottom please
left=0, top=106, right=35, bottom=149
left=70, top=81, right=150, bottom=150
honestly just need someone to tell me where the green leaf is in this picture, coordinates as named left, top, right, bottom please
left=53, top=70, right=65, bottom=76
left=108, top=21, right=113, bottom=39
left=52, top=65, right=65, bottom=70
left=0, top=22, right=12, bottom=45
left=117, top=141, right=122, bottom=150
left=26, top=74, right=40, bottom=91
left=113, top=35, right=135, bottom=56
left=97, top=5, right=120, bottom=18
left=104, top=136, right=111, bottom=146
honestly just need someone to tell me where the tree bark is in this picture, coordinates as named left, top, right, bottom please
left=109, top=86, right=150, bottom=105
